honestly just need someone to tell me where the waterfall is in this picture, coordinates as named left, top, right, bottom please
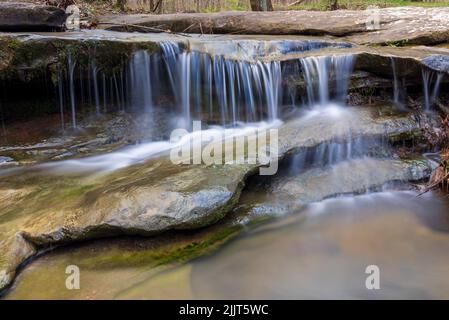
left=129, top=50, right=153, bottom=112
left=160, top=41, right=181, bottom=104
left=300, top=55, right=355, bottom=107
left=91, top=61, right=100, bottom=116
left=67, top=54, right=77, bottom=129
left=260, top=61, right=282, bottom=120
left=390, top=57, right=401, bottom=107
left=179, top=51, right=192, bottom=128
left=54, top=45, right=357, bottom=132
left=422, top=68, right=443, bottom=111
left=290, top=138, right=363, bottom=175
left=102, top=73, right=107, bottom=113
left=159, top=43, right=283, bottom=126
left=57, top=70, right=65, bottom=131
left=422, top=68, right=432, bottom=111
left=431, top=73, right=444, bottom=106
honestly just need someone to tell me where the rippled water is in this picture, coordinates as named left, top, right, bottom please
left=5, top=191, right=449, bottom=299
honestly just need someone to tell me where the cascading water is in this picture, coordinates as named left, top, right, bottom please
left=287, top=55, right=386, bottom=176
left=422, top=68, right=444, bottom=111
left=3, top=33, right=449, bottom=301
left=289, top=134, right=370, bottom=175
left=56, top=43, right=358, bottom=134
left=299, top=55, right=355, bottom=107
left=51, top=47, right=360, bottom=175
left=67, top=54, right=77, bottom=128
left=431, top=72, right=444, bottom=106
left=91, top=62, right=100, bottom=116
left=57, top=70, right=65, bottom=131
left=390, top=57, right=401, bottom=107
left=129, top=50, right=153, bottom=112
left=422, top=68, right=433, bottom=111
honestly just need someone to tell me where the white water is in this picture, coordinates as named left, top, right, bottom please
left=390, top=57, right=401, bottom=107
left=67, top=54, right=77, bottom=128
left=422, top=68, right=444, bottom=111
left=300, top=55, right=355, bottom=107
left=20, top=120, right=282, bottom=175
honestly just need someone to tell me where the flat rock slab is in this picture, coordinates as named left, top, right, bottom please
left=0, top=2, right=66, bottom=32
left=0, top=107, right=430, bottom=291
left=272, top=158, right=432, bottom=203
left=100, top=7, right=449, bottom=46
left=1, top=31, right=449, bottom=85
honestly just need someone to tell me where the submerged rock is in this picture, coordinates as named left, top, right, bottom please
left=0, top=2, right=66, bottom=32
left=272, top=158, right=432, bottom=203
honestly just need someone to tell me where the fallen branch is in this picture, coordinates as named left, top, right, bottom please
left=436, top=100, right=449, bottom=115
left=416, top=171, right=449, bottom=197
left=288, top=0, right=305, bottom=6
left=182, top=23, right=198, bottom=33
left=97, top=22, right=192, bottom=37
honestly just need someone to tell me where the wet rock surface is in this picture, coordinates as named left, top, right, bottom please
left=270, top=158, right=432, bottom=203
left=0, top=24, right=448, bottom=298
left=0, top=2, right=66, bottom=32
left=0, top=106, right=430, bottom=292
left=422, top=55, right=449, bottom=74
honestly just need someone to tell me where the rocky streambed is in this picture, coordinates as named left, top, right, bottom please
left=1, top=7, right=449, bottom=298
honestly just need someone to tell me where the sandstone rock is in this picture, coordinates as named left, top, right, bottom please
left=0, top=106, right=426, bottom=292
left=100, top=7, right=449, bottom=46
left=271, top=158, right=432, bottom=203
left=0, top=2, right=66, bottom=32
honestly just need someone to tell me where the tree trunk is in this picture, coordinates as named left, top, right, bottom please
left=116, top=0, right=126, bottom=11
left=329, top=0, right=338, bottom=10
left=250, top=0, right=273, bottom=11
left=153, top=0, right=163, bottom=13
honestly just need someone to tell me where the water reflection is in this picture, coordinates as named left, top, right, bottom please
left=6, top=191, right=449, bottom=299
left=187, top=191, right=449, bottom=299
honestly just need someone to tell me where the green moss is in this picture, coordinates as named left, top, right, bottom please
left=386, top=39, right=410, bottom=48
left=77, top=225, right=242, bottom=270
left=0, top=36, right=159, bottom=82
left=5, top=37, right=21, bottom=50
left=388, top=129, right=422, bottom=144
left=59, top=184, right=97, bottom=200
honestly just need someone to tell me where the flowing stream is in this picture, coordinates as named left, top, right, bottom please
left=0, top=32, right=448, bottom=299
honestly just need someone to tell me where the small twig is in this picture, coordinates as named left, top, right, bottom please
left=288, top=0, right=305, bottom=6
left=97, top=22, right=169, bottom=33
left=97, top=22, right=192, bottom=37
left=416, top=172, right=449, bottom=197
left=182, top=23, right=198, bottom=33
left=211, top=29, right=249, bottom=37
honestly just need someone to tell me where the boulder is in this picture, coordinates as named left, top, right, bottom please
left=0, top=2, right=66, bottom=32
